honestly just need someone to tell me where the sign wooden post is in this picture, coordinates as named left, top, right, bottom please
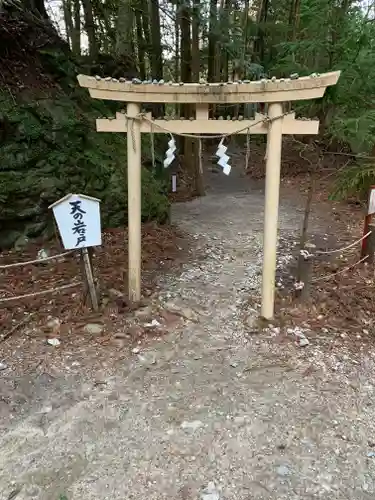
left=77, top=72, right=340, bottom=320
left=126, top=103, right=142, bottom=302
left=82, top=247, right=99, bottom=311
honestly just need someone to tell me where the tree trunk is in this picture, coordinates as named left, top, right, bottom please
left=180, top=0, right=196, bottom=194
left=116, top=0, right=134, bottom=61
left=207, top=0, right=217, bottom=82
left=71, top=0, right=81, bottom=55
left=288, top=0, right=301, bottom=42
left=81, top=0, right=98, bottom=59
left=150, top=0, right=163, bottom=79
left=240, top=0, right=249, bottom=76
left=254, top=0, right=269, bottom=63
left=62, top=0, right=73, bottom=47
left=141, top=0, right=151, bottom=72
left=192, top=0, right=205, bottom=196
left=192, top=0, right=200, bottom=80
left=220, top=0, right=231, bottom=82
left=215, top=0, right=225, bottom=81
left=174, top=0, right=181, bottom=116
left=135, top=5, right=146, bottom=78
left=180, top=0, right=191, bottom=83
left=23, top=0, right=49, bottom=19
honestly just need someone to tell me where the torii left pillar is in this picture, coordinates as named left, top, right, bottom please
left=126, top=102, right=142, bottom=302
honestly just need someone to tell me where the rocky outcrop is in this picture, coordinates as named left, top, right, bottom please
left=0, top=10, right=169, bottom=250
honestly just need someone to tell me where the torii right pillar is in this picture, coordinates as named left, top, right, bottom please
left=261, top=102, right=284, bottom=320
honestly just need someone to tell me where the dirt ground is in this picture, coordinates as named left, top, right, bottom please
left=1, top=157, right=375, bottom=500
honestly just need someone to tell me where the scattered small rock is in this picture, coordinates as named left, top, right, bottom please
left=144, top=319, right=161, bottom=328
left=137, top=352, right=157, bottom=366
left=0, top=362, right=8, bottom=370
left=244, top=310, right=258, bottom=329
left=180, top=420, right=203, bottom=431
left=277, top=464, right=291, bottom=477
left=37, top=248, right=49, bottom=261
left=83, top=323, right=104, bottom=335
left=233, top=415, right=246, bottom=425
left=47, top=338, right=60, bottom=347
left=298, top=337, right=310, bottom=347
left=201, top=482, right=220, bottom=500
left=132, top=347, right=141, bottom=354
left=25, top=485, right=40, bottom=497
left=164, top=302, right=199, bottom=322
left=46, top=317, right=60, bottom=335
left=159, top=309, right=181, bottom=326
left=134, top=306, right=152, bottom=318
left=108, top=288, right=126, bottom=299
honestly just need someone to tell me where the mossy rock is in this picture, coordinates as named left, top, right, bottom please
left=0, top=57, right=170, bottom=249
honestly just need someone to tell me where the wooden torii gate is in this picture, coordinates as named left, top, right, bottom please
left=78, top=71, right=340, bottom=319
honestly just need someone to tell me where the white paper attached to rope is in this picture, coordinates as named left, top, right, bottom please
left=215, top=139, right=231, bottom=175
left=164, top=134, right=177, bottom=168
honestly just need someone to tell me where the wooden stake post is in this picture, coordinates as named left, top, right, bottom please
left=361, top=185, right=375, bottom=262
left=82, top=247, right=99, bottom=311
left=77, top=72, right=340, bottom=317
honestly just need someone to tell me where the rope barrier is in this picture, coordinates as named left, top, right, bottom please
left=123, top=110, right=294, bottom=145
left=311, top=256, right=368, bottom=283
left=299, top=231, right=372, bottom=260
left=0, top=282, right=82, bottom=303
left=315, top=231, right=371, bottom=255
left=0, top=250, right=74, bottom=270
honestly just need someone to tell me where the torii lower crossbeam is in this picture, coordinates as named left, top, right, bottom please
left=96, top=112, right=319, bottom=136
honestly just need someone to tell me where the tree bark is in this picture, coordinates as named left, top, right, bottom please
left=288, top=0, right=301, bottom=42
left=81, top=0, right=98, bottom=59
left=192, top=0, right=200, bottom=80
left=23, top=0, right=49, bottom=19
left=150, top=0, right=163, bottom=79
left=180, top=0, right=197, bottom=194
left=71, top=0, right=81, bottom=55
left=135, top=4, right=146, bottom=78
left=141, top=0, right=151, bottom=68
left=220, top=0, right=231, bottom=82
left=116, top=0, right=134, bottom=61
left=175, top=1, right=180, bottom=81
left=207, top=0, right=217, bottom=82
left=254, top=0, right=269, bottom=63
left=62, top=0, right=73, bottom=47
left=192, top=0, right=205, bottom=196
left=214, top=0, right=225, bottom=81
left=180, top=0, right=191, bottom=83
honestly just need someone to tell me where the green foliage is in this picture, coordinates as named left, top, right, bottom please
left=265, top=0, right=375, bottom=199
left=0, top=48, right=169, bottom=248
left=331, top=161, right=375, bottom=201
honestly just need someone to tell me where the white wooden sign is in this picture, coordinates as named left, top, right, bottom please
left=368, top=186, right=375, bottom=215
left=49, top=193, right=102, bottom=249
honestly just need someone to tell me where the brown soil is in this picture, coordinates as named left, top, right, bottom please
left=0, top=223, right=187, bottom=345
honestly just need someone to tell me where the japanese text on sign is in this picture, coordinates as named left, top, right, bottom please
left=70, top=200, right=87, bottom=247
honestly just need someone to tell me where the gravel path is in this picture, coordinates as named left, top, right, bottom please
left=1, top=167, right=375, bottom=500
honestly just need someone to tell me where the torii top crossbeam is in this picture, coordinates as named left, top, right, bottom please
left=78, top=72, right=340, bottom=103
